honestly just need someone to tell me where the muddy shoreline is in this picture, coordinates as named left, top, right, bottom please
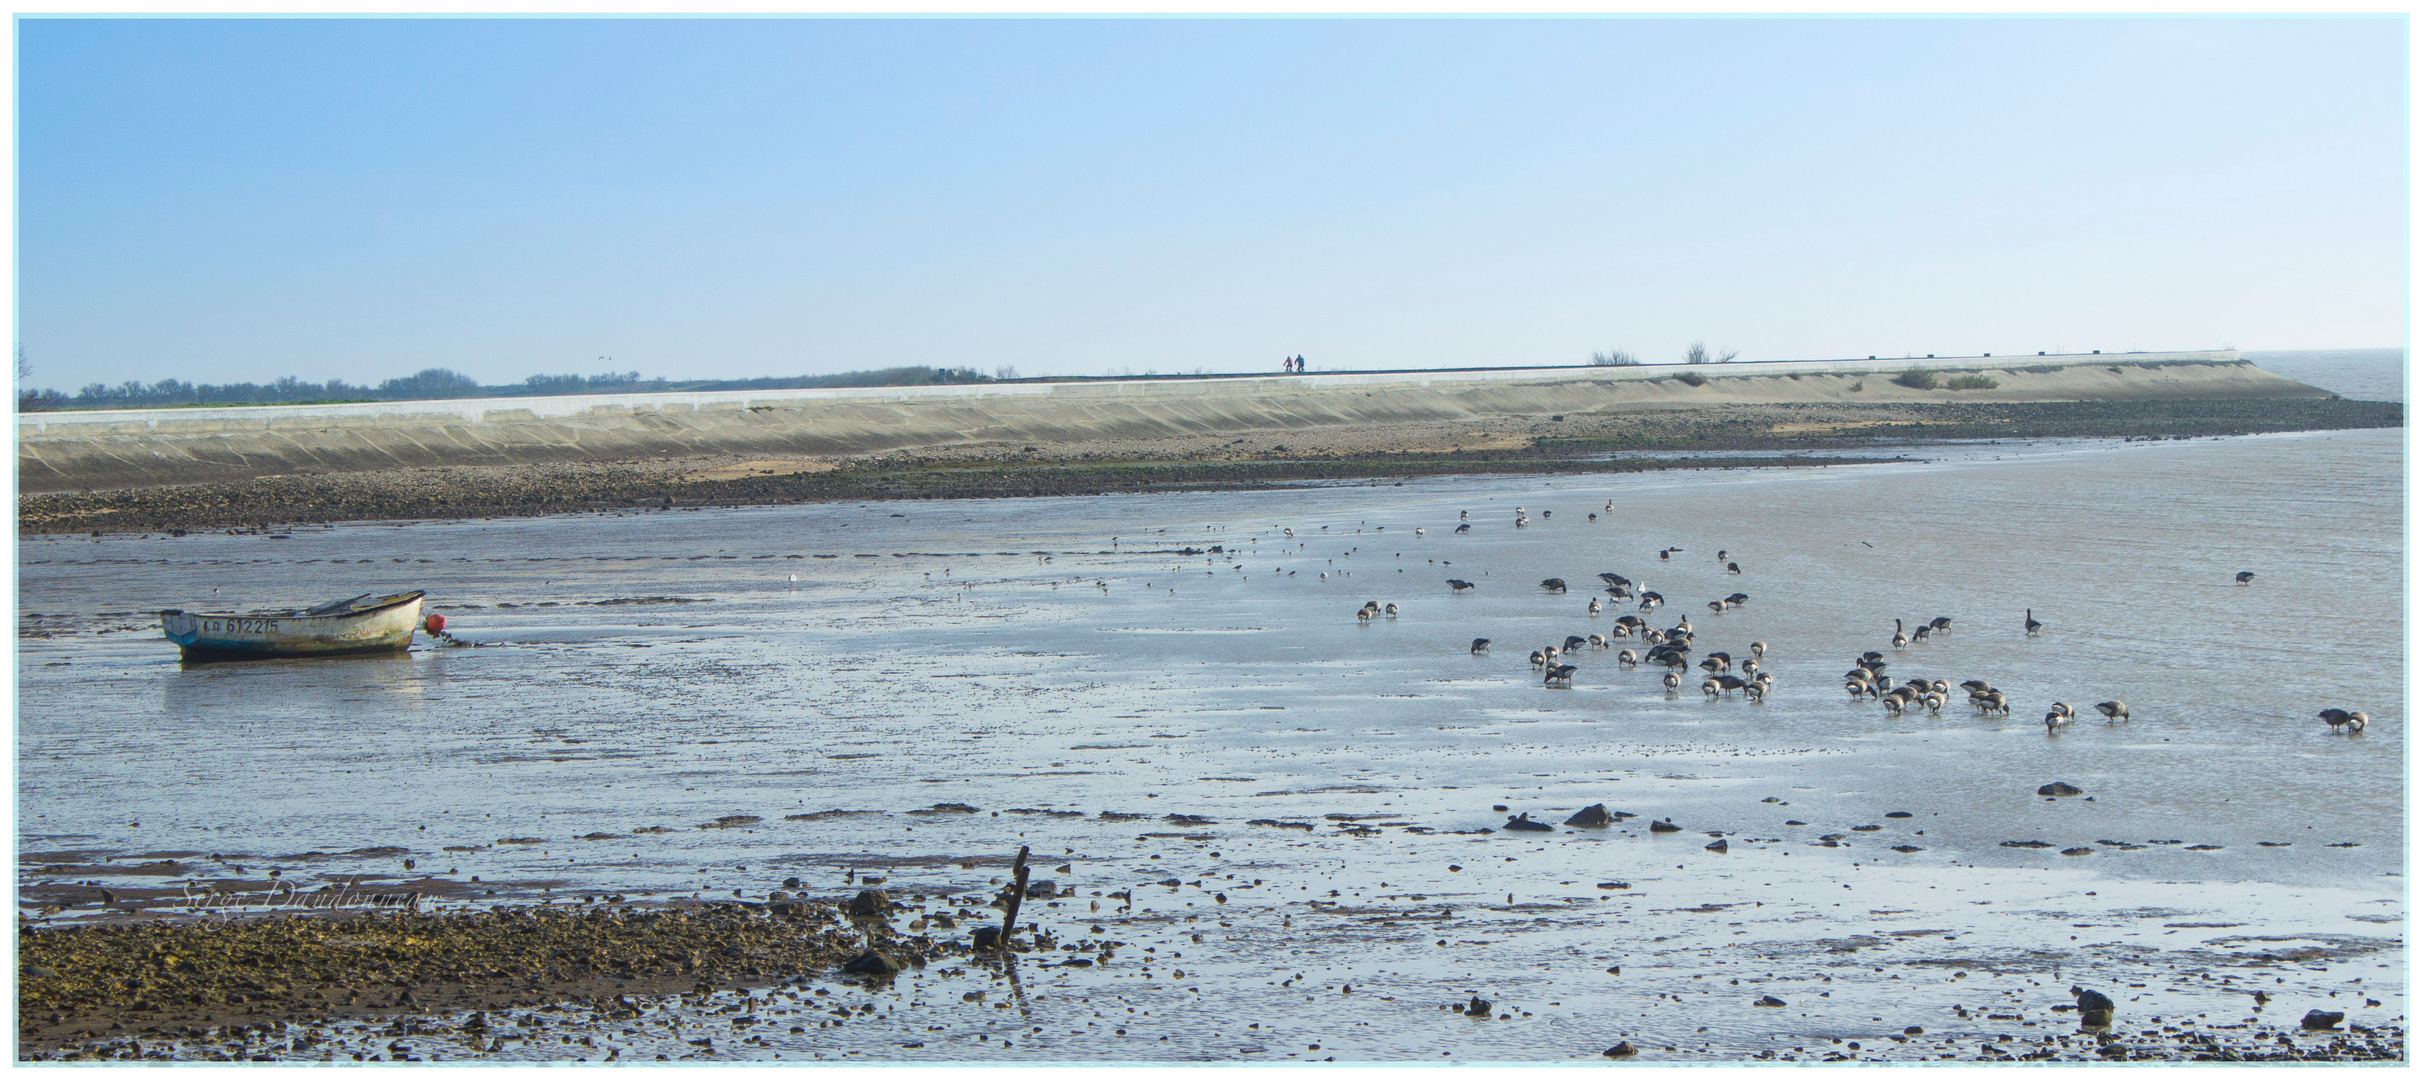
left=17, top=890, right=2406, bottom=1063
left=17, top=899, right=954, bottom=1057
left=18, top=398, right=2400, bottom=535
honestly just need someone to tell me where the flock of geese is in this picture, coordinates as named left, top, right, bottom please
left=1342, top=506, right=2372, bottom=737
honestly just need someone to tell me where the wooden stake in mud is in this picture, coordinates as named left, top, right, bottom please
left=997, top=846, right=1031, bottom=949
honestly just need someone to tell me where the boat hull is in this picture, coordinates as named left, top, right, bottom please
left=161, top=592, right=424, bottom=661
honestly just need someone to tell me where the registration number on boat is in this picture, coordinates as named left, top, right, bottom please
left=204, top=618, right=280, bottom=634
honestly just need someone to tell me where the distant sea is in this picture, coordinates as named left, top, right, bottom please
left=2246, top=348, right=2406, bottom=402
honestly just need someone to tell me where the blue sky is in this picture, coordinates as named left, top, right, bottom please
left=16, top=17, right=2408, bottom=389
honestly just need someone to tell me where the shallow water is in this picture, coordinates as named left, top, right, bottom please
left=18, top=428, right=2406, bottom=1061
left=2246, top=348, right=2405, bottom=402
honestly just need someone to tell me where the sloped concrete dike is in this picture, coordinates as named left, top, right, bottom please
left=18, top=352, right=2317, bottom=495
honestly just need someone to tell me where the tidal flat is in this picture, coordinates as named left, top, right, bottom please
left=17, top=428, right=2405, bottom=1061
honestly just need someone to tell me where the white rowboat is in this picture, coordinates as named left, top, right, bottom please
left=160, top=591, right=426, bottom=661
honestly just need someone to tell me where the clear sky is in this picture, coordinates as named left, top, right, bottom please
left=16, top=16, right=2409, bottom=389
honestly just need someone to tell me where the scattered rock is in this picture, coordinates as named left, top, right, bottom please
left=1704, top=839, right=1729, bottom=853
left=2001, top=840, right=2053, bottom=849
left=1504, top=814, right=1554, bottom=833
left=2038, top=782, right=2084, bottom=797
left=1466, top=996, right=1493, bottom=1017
left=1890, top=845, right=1923, bottom=853
left=840, top=950, right=907, bottom=976
left=1885, top=811, right=1913, bottom=818
left=2303, top=1010, right=2346, bottom=1031
left=1564, top=803, right=1618, bottom=827
left=1756, top=995, right=1786, bottom=1007
left=1603, top=1041, right=1638, bottom=1058
left=1649, top=820, right=1681, bottom=833
left=845, top=889, right=891, bottom=916
left=2072, top=986, right=2115, bottom=1026
left=2061, top=848, right=2095, bottom=856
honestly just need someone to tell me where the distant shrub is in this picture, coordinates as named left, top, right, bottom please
left=1892, top=368, right=1939, bottom=390
left=1675, top=371, right=1708, bottom=387
left=1945, top=374, right=1999, bottom=390
left=1591, top=350, right=1641, bottom=366
left=1847, top=380, right=1864, bottom=392
left=1683, top=342, right=1739, bottom=365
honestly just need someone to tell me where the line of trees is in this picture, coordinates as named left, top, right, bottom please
left=16, top=365, right=996, bottom=412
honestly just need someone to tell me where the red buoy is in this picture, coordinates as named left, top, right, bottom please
left=423, top=612, right=447, bottom=634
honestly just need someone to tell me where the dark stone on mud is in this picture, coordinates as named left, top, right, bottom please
left=841, top=950, right=907, bottom=976
left=1705, top=839, right=1729, bottom=853
left=1466, top=996, right=1493, bottom=1017
left=2038, top=782, right=2085, bottom=797
left=845, top=889, right=891, bottom=916
left=1022, top=878, right=1058, bottom=899
left=970, top=927, right=1002, bottom=950
left=2073, top=986, right=2115, bottom=1026
left=2303, top=1010, right=2346, bottom=1031
left=1603, top=1041, right=1638, bottom=1058
left=782, top=877, right=803, bottom=889
left=1503, top=814, right=1554, bottom=832
left=1756, top=995, right=1786, bottom=1007
left=1564, top=803, right=1616, bottom=827
left=1649, top=820, right=1681, bottom=833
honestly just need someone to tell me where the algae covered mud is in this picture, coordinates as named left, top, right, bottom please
left=17, top=428, right=2405, bottom=1061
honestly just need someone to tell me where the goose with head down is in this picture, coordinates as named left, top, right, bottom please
left=2044, top=702, right=2075, bottom=732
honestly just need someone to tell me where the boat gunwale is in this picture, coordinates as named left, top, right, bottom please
left=159, top=590, right=426, bottom=622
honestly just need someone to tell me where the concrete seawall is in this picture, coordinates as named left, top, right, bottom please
left=18, top=351, right=2318, bottom=493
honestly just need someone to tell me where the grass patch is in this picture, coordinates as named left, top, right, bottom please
left=1892, top=368, right=1939, bottom=390
left=1945, top=374, right=1999, bottom=390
